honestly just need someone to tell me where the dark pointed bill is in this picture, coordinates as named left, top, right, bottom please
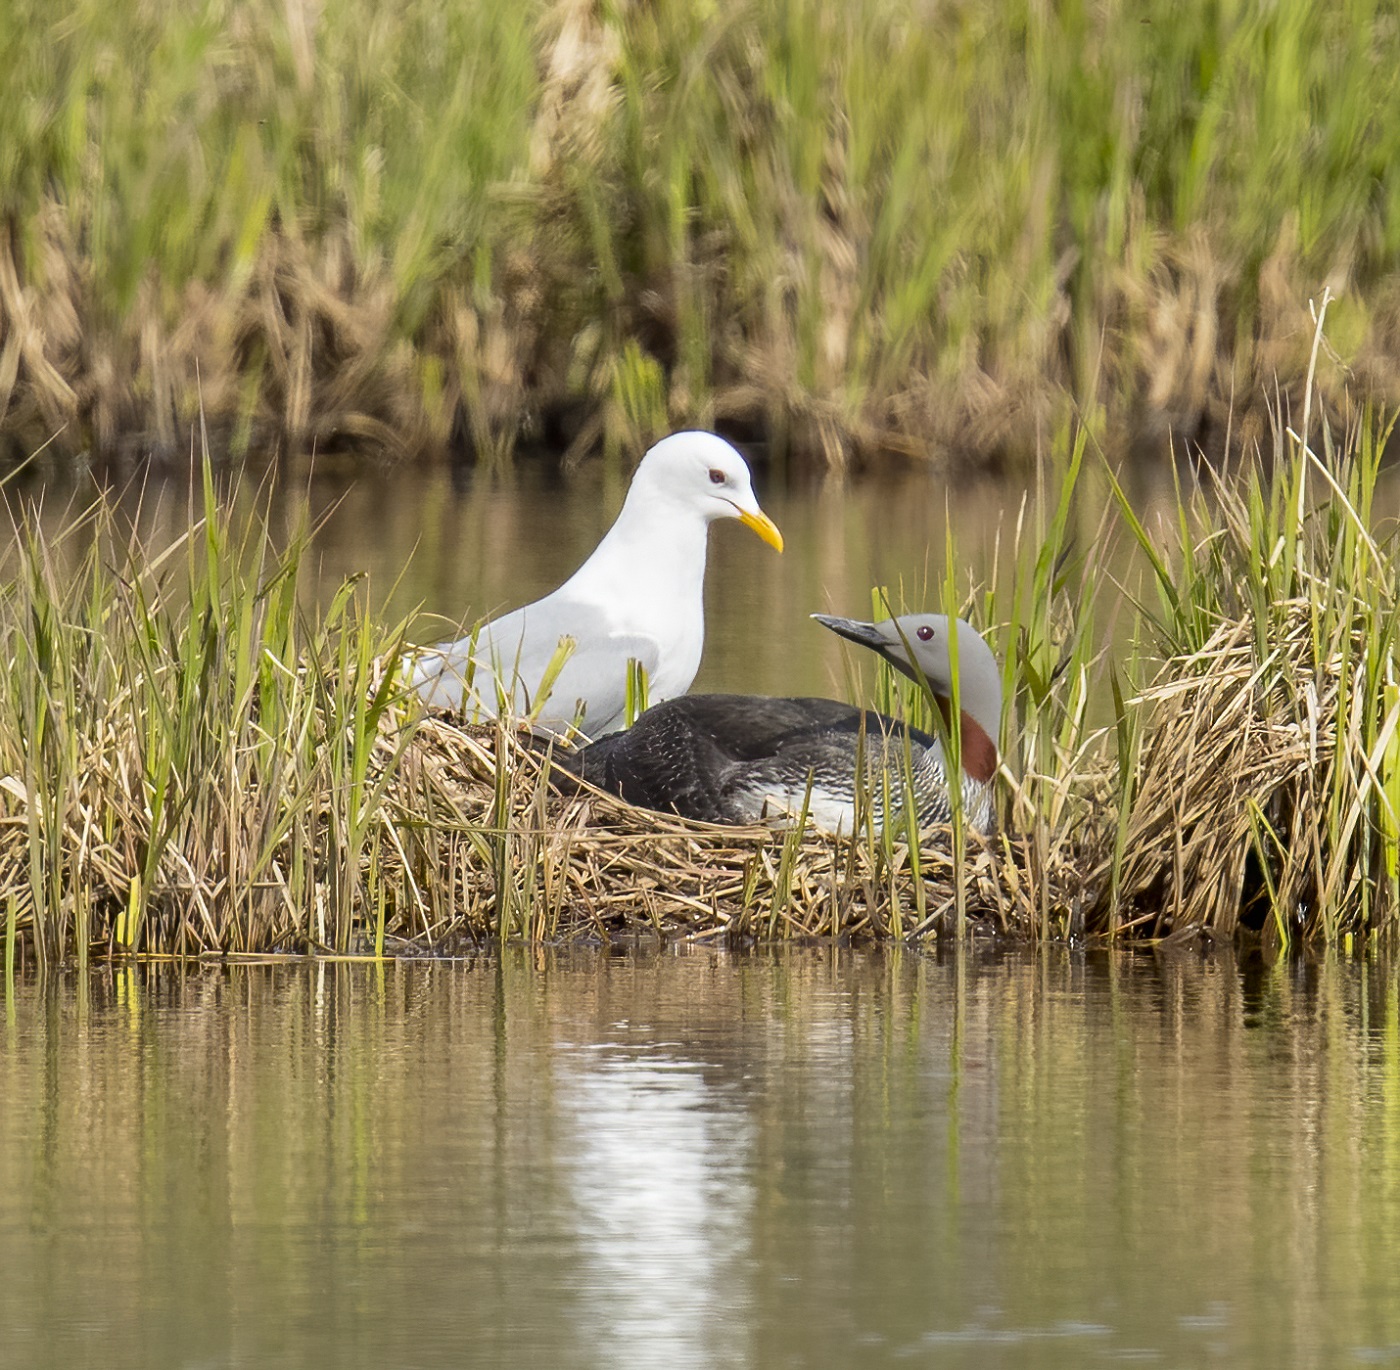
left=811, top=612, right=931, bottom=690
left=810, top=613, right=889, bottom=651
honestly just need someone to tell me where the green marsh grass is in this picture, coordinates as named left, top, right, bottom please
left=1098, top=409, right=1400, bottom=945
left=4, top=333, right=1400, bottom=956
left=0, top=461, right=427, bottom=961
left=826, top=298, right=1400, bottom=948
left=1, top=0, right=1397, bottom=463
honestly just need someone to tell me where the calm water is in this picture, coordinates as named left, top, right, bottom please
left=2, top=947, right=1399, bottom=1369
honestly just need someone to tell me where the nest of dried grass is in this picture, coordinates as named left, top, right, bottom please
left=384, top=595, right=1397, bottom=949
left=0, top=593, right=1385, bottom=959
left=377, top=711, right=1099, bottom=946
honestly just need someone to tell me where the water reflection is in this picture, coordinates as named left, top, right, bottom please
left=563, top=1050, right=753, bottom=1369
left=2, top=948, right=1400, bottom=1368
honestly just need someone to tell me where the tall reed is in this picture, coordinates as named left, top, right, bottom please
left=842, top=302, right=1400, bottom=947
left=0, top=459, right=424, bottom=962
left=1098, top=411, right=1400, bottom=944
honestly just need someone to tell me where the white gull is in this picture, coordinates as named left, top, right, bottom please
left=407, top=431, right=783, bottom=737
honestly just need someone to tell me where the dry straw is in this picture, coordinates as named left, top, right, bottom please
left=386, top=713, right=1098, bottom=947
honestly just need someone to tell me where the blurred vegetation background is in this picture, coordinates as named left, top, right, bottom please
left=0, top=0, right=1396, bottom=469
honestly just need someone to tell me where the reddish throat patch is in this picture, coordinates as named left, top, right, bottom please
left=958, top=712, right=998, bottom=783
left=935, top=697, right=999, bottom=783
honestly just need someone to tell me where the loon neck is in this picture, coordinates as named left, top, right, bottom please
left=932, top=698, right=998, bottom=784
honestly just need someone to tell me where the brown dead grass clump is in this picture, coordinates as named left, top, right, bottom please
left=0, top=549, right=1388, bottom=958
left=315, top=592, right=1400, bottom=949
left=386, top=714, right=1099, bottom=946
left=0, top=702, right=1096, bottom=959
left=1089, top=599, right=1399, bottom=944
left=0, top=601, right=1379, bottom=957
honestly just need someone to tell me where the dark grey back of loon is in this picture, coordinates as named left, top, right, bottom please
left=560, top=693, right=976, bottom=830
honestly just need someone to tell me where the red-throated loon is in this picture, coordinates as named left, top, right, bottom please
left=562, top=612, right=1000, bottom=834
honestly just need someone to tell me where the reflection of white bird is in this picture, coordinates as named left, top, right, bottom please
left=406, top=431, right=783, bottom=738
left=563, top=1052, right=755, bottom=1369
left=564, top=612, right=1001, bottom=833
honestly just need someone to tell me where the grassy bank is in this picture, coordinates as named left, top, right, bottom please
left=1, top=0, right=1397, bottom=467
left=2, top=337, right=1399, bottom=963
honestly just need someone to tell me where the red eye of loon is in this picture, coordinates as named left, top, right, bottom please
left=916, top=625, right=935, bottom=641
left=708, top=468, right=726, bottom=485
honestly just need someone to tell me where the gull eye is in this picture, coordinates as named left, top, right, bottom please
left=708, top=468, right=726, bottom=485
left=916, top=625, right=935, bottom=642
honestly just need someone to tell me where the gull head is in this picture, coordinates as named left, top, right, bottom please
left=812, top=611, right=1002, bottom=746
left=631, top=431, right=783, bottom=551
